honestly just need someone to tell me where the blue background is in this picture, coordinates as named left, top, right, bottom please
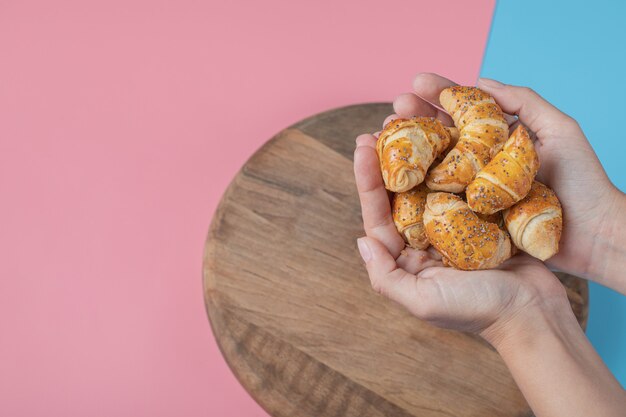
left=481, top=0, right=626, bottom=386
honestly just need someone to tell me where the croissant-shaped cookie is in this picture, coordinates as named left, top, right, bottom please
left=392, top=183, right=430, bottom=249
left=503, top=181, right=562, bottom=261
left=426, top=87, right=509, bottom=193
left=423, top=192, right=512, bottom=270
left=377, top=117, right=452, bottom=192
left=466, top=125, right=540, bottom=214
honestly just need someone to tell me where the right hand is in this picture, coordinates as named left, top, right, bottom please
left=391, top=73, right=624, bottom=286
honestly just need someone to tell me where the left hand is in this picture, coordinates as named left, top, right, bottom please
left=354, top=112, right=567, bottom=340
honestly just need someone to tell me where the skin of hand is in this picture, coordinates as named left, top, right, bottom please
left=354, top=72, right=626, bottom=417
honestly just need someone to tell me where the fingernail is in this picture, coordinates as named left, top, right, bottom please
left=357, top=238, right=372, bottom=263
left=478, top=77, right=504, bottom=88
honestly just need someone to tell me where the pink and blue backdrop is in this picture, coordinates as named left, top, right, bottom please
left=0, top=1, right=624, bottom=416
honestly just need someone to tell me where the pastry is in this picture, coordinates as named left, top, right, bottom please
left=423, top=192, right=512, bottom=270
left=426, top=87, right=508, bottom=192
left=503, top=181, right=563, bottom=261
left=377, top=117, right=452, bottom=192
left=466, top=125, right=540, bottom=214
left=392, top=183, right=430, bottom=249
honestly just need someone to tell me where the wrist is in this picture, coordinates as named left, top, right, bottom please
left=590, top=187, right=626, bottom=294
left=480, top=292, right=575, bottom=354
left=480, top=276, right=626, bottom=417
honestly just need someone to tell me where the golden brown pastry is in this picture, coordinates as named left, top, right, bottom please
left=445, top=126, right=460, bottom=147
left=476, top=211, right=504, bottom=229
left=475, top=211, right=518, bottom=255
left=377, top=117, right=452, bottom=192
left=503, top=181, right=563, bottom=261
left=392, top=184, right=430, bottom=249
left=423, top=192, right=512, bottom=270
left=426, top=87, right=509, bottom=192
left=466, top=125, right=540, bottom=214
left=434, top=127, right=460, bottom=165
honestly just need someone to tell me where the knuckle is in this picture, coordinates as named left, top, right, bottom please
left=563, top=114, right=581, bottom=130
left=365, top=216, right=394, bottom=233
left=547, top=114, right=581, bottom=136
left=513, top=85, right=536, bottom=98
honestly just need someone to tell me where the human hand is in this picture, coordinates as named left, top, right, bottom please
left=390, top=73, right=626, bottom=291
left=354, top=131, right=566, bottom=337
left=355, top=74, right=626, bottom=412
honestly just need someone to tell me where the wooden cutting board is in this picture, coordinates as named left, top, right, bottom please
left=203, top=103, right=589, bottom=417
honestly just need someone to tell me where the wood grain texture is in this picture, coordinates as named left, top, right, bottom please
left=203, top=104, right=589, bottom=417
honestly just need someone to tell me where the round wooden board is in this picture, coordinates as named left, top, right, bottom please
left=203, top=103, right=589, bottom=417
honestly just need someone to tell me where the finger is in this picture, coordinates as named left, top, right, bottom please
left=412, top=72, right=457, bottom=107
left=382, top=114, right=400, bottom=129
left=355, top=132, right=377, bottom=148
left=393, top=93, right=454, bottom=126
left=477, top=78, right=576, bottom=138
left=396, top=247, right=444, bottom=274
left=357, top=237, right=421, bottom=306
left=410, top=73, right=518, bottom=127
left=354, top=135, right=405, bottom=257
left=412, top=73, right=519, bottom=126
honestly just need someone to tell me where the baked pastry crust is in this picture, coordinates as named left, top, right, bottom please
left=377, top=117, right=451, bottom=192
left=467, top=125, right=540, bottom=214
left=504, top=181, right=562, bottom=261
left=424, top=192, right=512, bottom=270
left=392, top=183, right=430, bottom=250
left=426, top=87, right=508, bottom=192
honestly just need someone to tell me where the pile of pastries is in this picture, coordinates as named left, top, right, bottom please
left=377, top=86, right=562, bottom=270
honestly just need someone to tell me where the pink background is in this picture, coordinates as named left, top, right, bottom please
left=0, top=1, right=494, bottom=415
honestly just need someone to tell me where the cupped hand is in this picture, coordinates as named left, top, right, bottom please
left=354, top=129, right=566, bottom=338
left=390, top=73, right=623, bottom=282
left=356, top=73, right=626, bottom=412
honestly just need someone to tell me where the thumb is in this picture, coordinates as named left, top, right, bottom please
left=357, top=236, right=454, bottom=320
left=477, top=78, right=574, bottom=137
left=357, top=236, right=420, bottom=307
